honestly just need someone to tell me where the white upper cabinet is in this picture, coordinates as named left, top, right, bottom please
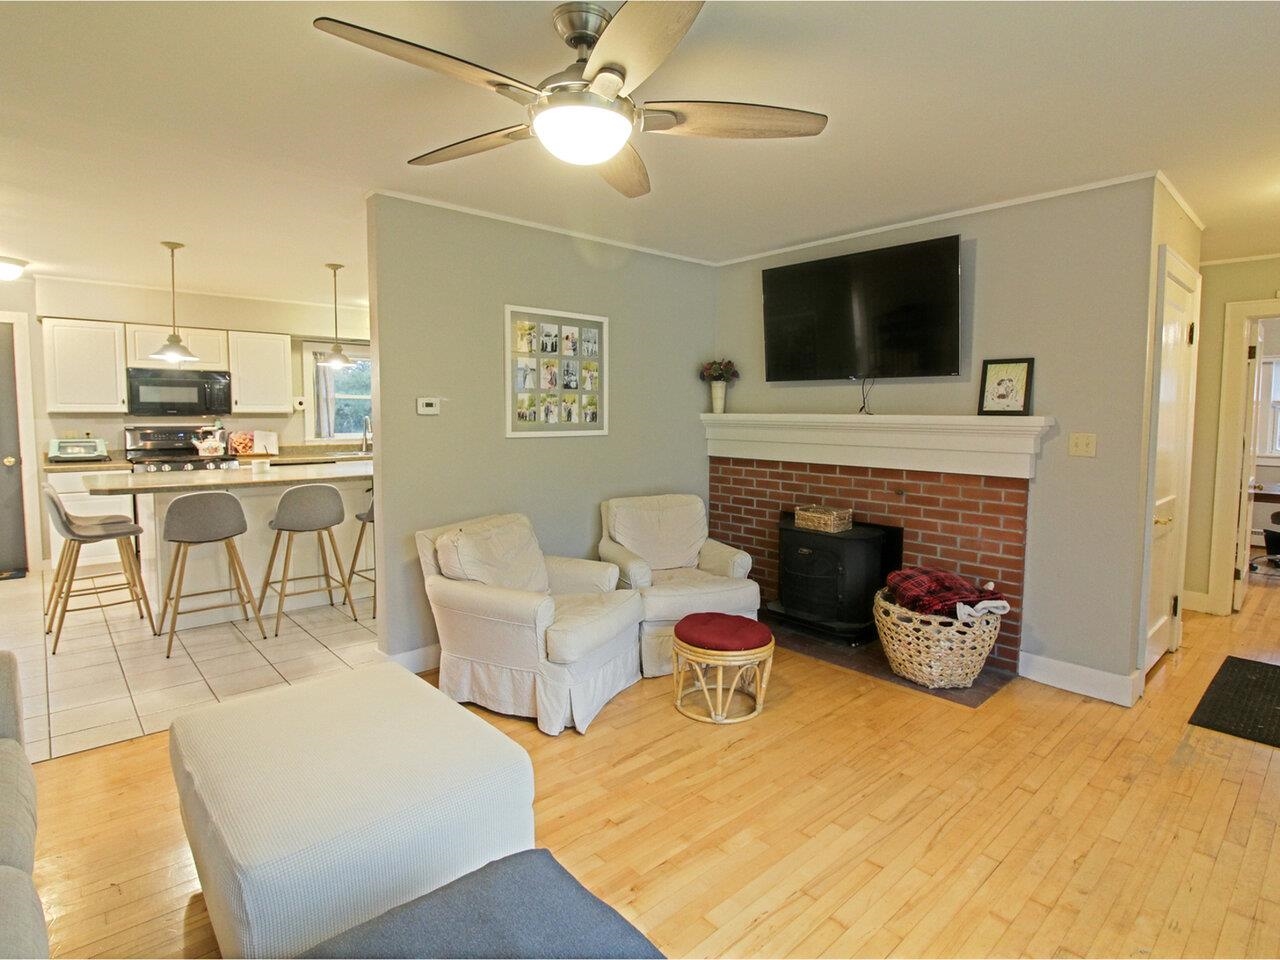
left=42, top=317, right=128, bottom=413
left=126, top=324, right=230, bottom=371
left=228, top=331, right=292, bottom=413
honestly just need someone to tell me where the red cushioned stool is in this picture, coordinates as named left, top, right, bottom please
left=672, top=613, right=775, bottom=724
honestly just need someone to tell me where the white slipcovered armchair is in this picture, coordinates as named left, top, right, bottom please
left=416, top=513, right=643, bottom=736
left=598, top=495, right=761, bottom=677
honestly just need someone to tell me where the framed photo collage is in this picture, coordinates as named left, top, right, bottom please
left=505, top=305, right=608, bottom=437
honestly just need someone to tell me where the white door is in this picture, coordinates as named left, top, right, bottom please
left=1233, top=326, right=1264, bottom=610
left=1142, top=247, right=1201, bottom=674
left=228, top=331, right=293, bottom=413
left=42, top=318, right=128, bottom=413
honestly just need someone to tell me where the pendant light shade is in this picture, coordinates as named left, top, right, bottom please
left=149, top=241, right=199, bottom=363
left=322, top=263, right=354, bottom=369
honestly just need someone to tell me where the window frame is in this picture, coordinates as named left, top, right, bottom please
left=302, top=340, right=374, bottom=444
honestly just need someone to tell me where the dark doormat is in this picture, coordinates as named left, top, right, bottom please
left=761, top=610, right=1014, bottom=708
left=0, top=569, right=26, bottom=581
left=1189, top=656, right=1280, bottom=748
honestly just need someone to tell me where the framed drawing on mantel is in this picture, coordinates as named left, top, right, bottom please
left=978, top=357, right=1034, bottom=415
left=505, top=305, right=608, bottom=437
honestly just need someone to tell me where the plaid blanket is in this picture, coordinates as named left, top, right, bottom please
left=887, top=567, right=1006, bottom=619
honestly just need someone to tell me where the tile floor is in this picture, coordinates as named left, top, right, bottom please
left=1, top=565, right=384, bottom=762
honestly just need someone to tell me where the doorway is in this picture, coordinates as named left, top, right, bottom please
left=1140, top=247, right=1201, bottom=677
left=1204, top=298, right=1280, bottom=614
left=0, top=311, right=41, bottom=577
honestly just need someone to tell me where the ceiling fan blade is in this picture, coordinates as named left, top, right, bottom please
left=583, top=2, right=704, bottom=98
left=408, top=125, right=532, bottom=166
left=598, top=144, right=651, bottom=198
left=314, top=17, right=540, bottom=98
left=643, top=101, right=828, bottom=139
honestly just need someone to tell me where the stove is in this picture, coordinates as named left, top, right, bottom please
left=125, top=425, right=240, bottom=474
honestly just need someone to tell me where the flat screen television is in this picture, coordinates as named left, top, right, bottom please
left=761, top=235, right=961, bottom=381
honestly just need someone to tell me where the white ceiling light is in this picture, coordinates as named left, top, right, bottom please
left=321, top=262, right=354, bottom=369
left=0, top=257, right=28, bottom=281
left=530, top=92, right=634, bottom=166
left=149, top=241, right=199, bottom=363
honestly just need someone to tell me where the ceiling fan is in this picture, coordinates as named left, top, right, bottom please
left=314, top=2, right=827, bottom=199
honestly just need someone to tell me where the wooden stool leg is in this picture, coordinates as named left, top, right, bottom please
left=347, top=520, right=367, bottom=622
left=117, top=537, right=146, bottom=622
left=166, top=543, right=190, bottom=658
left=225, top=540, right=251, bottom=622
left=45, top=541, right=72, bottom=631
left=156, top=543, right=182, bottom=636
left=45, top=541, right=70, bottom=619
left=370, top=523, right=376, bottom=619
left=49, top=541, right=81, bottom=654
left=317, top=531, right=336, bottom=606
left=258, top=530, right=282, bottom=614
left=227, top=538, right=267, bottom=640
left=122, top=537, right=157, bottom=636
left=273, top=533, right=295, bottom=637
left=326, top=528, right=353, bottom=616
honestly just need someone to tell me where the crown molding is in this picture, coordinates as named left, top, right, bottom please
left=1201, top=252, right=1280, bottom=267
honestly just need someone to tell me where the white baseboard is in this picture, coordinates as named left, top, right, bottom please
left=391, top=644, right=440, bottom=674
left=1018, top=651, right=1143, bottom=706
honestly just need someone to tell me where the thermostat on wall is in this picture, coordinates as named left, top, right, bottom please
left=416, top=397, right=440, bottom=416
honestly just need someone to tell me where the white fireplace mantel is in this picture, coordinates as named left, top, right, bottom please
left=701, top=413, right=1055, bottom=479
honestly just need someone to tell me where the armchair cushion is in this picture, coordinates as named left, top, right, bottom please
left=641, top=568, right=761, bottom=623
left=436, top=514, right=550, bottom=594
left=545, top=591, right=644, bottom=664
left=606, top=495, right=707, bottom=571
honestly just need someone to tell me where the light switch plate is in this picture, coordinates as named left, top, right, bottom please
left=1068, top=432, right=1097, bottom=458
left=416, top=397, right=440, bottom=416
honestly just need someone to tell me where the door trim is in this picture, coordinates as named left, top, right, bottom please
left=0, top=311, right=42, bottom=573
left=1205, top=297, right=1280, bottom=614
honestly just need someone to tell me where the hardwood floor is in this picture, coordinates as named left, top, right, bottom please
left=33, top=584, right=1280, bottom=958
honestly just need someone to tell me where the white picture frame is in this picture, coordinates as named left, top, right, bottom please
left=505, top=304, right=608, bottom=438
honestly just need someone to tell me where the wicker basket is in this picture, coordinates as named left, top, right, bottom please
left=795, top=504, right=853, bottom=533
left=872, top=589, right=1000, bottom=689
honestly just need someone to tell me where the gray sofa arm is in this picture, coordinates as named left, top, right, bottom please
left=0, top=651, right=22, bottom=743
left=545, top=555, right=619, bottom=595
left=598, top=537, right=653, bottom=589
left=698, top=538, right=752, bottom=580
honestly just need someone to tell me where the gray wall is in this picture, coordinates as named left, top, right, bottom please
left=369, top=196, right=716, bottom=657
left=1185, top=257, right=1280, bottom=593
left=714, top=179, right=1159, bottom=678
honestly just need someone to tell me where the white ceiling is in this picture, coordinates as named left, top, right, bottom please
left=2, top=1, right=1279, bottom=306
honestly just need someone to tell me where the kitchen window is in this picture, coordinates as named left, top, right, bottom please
left=303, top=341, right=373, bottom=441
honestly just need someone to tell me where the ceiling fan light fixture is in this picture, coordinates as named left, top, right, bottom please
left=0, top=257, right=28, bottom=281
left=531, top=92, right=634, bottom=165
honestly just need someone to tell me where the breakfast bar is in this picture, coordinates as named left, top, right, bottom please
left=84, top=461, right=375, bottom=630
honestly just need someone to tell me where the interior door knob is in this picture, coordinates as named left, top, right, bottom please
left=1, top=456, right=15, bottom=467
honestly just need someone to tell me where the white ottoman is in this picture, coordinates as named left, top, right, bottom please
left=169, top=663, right=535, bottom=958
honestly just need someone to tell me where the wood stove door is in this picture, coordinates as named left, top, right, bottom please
left=780, top=542, right=843, bottom=620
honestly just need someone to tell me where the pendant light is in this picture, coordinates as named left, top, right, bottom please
left=321, top=262, right=354, bottom=369
left=149, top=241, right=199, bottom=363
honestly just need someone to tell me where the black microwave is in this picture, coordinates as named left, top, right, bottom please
left=127, top=368, right=232, bottom=417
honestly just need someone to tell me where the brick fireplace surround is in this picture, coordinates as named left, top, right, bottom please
left=708, top=457, right=1029, bottom=673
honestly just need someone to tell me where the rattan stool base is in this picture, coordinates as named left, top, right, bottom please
left=672, top=636, right=775, bottom=724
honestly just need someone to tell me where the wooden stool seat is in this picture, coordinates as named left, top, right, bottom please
left=672, top=613, right=774, bottom=724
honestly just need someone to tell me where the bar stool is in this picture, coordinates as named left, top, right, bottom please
left=258, top=483, right=352, bottom=636
left=346, top=500, right=375, bottom=621
left=158, top=491, right=266, bottom=657
left=42, top=484, right=155, bottom=654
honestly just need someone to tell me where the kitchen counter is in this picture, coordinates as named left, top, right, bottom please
left=84, top=459, right=372, bottom=495
left=249, top=452, right=373, bottom=466
left=42, top=452, right=133, bottom=474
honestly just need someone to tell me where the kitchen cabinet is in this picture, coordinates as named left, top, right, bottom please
left=42, top=318, right=128, bottom=413
left=46, top=471, right=136, bottom=567
left=228, top=331, right=293, bottom=413
left=126, top=324, right=230, bottom=371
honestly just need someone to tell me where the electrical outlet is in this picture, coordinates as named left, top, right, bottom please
left=1068, top=432, right=1097, bottom=457
left=416, top=397, right=440, bottom=416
